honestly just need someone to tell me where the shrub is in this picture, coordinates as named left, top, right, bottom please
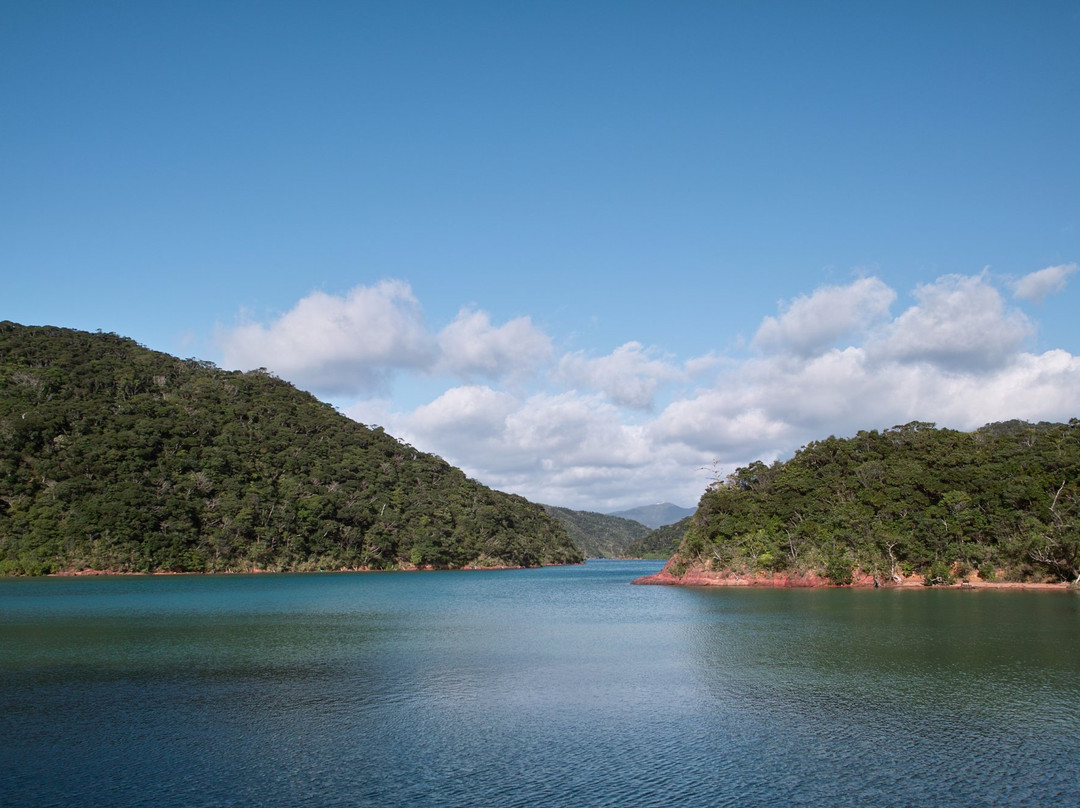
left=824, top=554, right=854, bottom=586
left=924, top=560, right=955, bottom=586
left=667, top=556, right=689, bottom=578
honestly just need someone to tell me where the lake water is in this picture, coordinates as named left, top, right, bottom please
left=2, top=559, right=1079, bottom=807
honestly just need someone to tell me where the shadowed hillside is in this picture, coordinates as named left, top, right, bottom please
left=626, top=516, right=690, bottom=559
left=542, top=505, right=650, bottom=557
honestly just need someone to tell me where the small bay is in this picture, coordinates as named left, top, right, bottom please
left=2, top=560, right=1079, bottom=807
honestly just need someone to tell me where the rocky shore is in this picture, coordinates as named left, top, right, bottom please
left=632, top=562, right=1072, bottom=590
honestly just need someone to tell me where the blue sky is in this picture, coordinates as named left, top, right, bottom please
left=4, top=1, right=1079, bottom=511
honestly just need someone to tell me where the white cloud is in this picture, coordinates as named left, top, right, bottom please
left=1012, top=263, right=1078, bottom=303
left=557, top=341, right=687, bottom=409
left=228, top=269, right=1080, bottom=512
left=646, top=273, right=1077, bottom=475
left=921, top=349, right=1080, bottom=427
left=408, top=385, right=518, bottom=449
left=384, top=388, right=686, bottom=509
left=218, top=281, right=555, bottom=396
left=652, top=391, right=792, bottom=461
left=871, top=273, right=1033, bottom=371
left=647, top=341, right=1080, bottom=490
left=503, top=392, right=652, bottom=468
left=753, top=276, right=895, bottom=356
left=437, top=308, right=552, bottom=380
left=219, top=280, right=434, bottom=395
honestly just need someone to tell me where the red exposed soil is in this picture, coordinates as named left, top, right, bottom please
left=632, top=562, right=1071, bottom=590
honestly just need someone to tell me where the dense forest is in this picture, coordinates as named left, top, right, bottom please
left=541, top=505, right=651, bottom=558
left=672, top=420, right=1080, bottom=585
left=0, top=323, right=583, bottom=574
left=627, top=516, right=689, bottom=560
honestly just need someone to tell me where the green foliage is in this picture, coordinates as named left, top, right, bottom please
left=924, top=560, right=956, bottom=587
left=626, top=516, right=690, bottom=559
left=666, top=556, right=689, bottom=578
left=679, top=420, right=1080, bottom=584
left=541, top=505, right=651, bottom=558
left=823, top=553, right=854, bottom=586
left=0, top=322, right=583, bottom=574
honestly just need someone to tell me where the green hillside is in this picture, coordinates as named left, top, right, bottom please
left=626, top=516, right=689, bottom=559
left=542, top=505, right=651, bottom=557
left=0, top=322, right=583, bottom=575
left=673, top=420, right=1080, bottom=585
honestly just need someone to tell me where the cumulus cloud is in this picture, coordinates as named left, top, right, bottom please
left=228, top=269, right=1080, bottom=512
left=421, top=389, right=647, bottom=471
left=408, top=385, right=518, bottom=449
left=651, top=343, right=1080, bottom=469
left=218, top=281, right=555, bottom=396
left=437, top=308, right=552, bottom=380
left=870, top=273, right=1033, bottom=371
left=753, top=277, right=895, bottom=356
left=395, top=272, right=1076, bottom=510
left=1012, top=263, right=1078, bottom=303
left=651, top=393, right=792, bottom=461
left=379, top=387, right=678, bottom=509
left=219, top=280, right=434, bottom=395
left=557, top=342, right=687, bottom=409
left=647, top=274, right=1075, bottom=478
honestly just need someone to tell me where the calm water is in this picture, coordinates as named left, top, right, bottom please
left=2, top=560, right=1079, bottom=807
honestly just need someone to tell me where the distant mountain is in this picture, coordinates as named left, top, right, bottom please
left=0, top=322, right=583, bottom=575
left=607, top=502, right=695, bottom=529
left=541, top=505, right=651, bottom=558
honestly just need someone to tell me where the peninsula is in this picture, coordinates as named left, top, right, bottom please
left=635, top=420, right=1079, bottom=589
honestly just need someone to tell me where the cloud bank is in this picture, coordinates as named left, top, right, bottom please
left=218, top=267, right=1079, bottom=512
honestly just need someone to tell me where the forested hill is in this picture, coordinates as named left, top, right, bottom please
left=0, top=322, right=583, bottom=575
left=541, top=505, right=687, bottom=559
left=541, top=505, right=650, bottom=558
left=626, top=516, right=690, bottom=560
left=674, top=420, right=1080, bottom=585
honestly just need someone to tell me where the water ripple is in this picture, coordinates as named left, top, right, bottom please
left=2, top=563, right=1078, bottom=807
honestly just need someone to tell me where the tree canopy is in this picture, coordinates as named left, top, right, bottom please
left=675, top=420, right=1080, bottom=585
left=541, top=505, right=651, bottom=558
left=627, top=516, right=689, bottom=560
left=0, top=322, right=582, bottom=574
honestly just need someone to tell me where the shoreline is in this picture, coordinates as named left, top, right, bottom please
left=42, top=562, right=578, bottom=577
left=632, top=566, right=1073, bottom=590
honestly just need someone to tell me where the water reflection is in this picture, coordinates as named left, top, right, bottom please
left=3, top=566, right=1078, bottom=807
left=677, top=587, right=1080, bottom=806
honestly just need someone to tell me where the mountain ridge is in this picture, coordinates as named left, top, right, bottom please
left=607, top=502, right=694, bottom=529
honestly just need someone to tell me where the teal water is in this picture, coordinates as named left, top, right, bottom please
left=2, top=560, right=1079, bottom=807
